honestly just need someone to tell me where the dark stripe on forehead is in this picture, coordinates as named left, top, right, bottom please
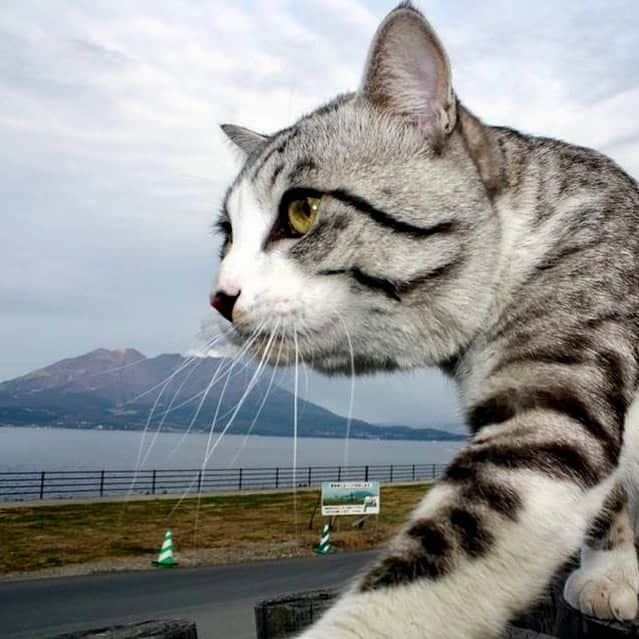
left=328, top=189, right=459, bottom=239
left=251, top=127, right=299, bottom=179
left=288, top=157, right=316, bottom=182
left=270, top=162, right=284, bottom=185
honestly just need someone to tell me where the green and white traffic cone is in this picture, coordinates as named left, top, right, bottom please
left=152, top=530, right=178, bottom=567
left=314, top=523, right=331, bottom=555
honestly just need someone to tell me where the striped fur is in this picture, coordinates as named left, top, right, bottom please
left=213, top=3, right=639, bottom=637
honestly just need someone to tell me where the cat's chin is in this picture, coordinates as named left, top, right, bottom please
left=225, top=329, right=390, bottom=375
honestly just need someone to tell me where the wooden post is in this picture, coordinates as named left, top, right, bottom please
left=99, top=470, right=105, bottom=497
left=49, top=619, right=198, bottom=638
left=275, top=467, right=279, bottom=488
left=39, top=471, right=45, bottom=500
left=254, top=591, right=556, bottom=639
left=151, top=469, right=157, bottom=495
left=307, top=467, right=312, bottom=486
left=238, top=468, right=243, bottom=490
left=364, top=465, right=369, bottom=481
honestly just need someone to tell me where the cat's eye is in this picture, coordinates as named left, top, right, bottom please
left=287, top=196, right=321, bottom=236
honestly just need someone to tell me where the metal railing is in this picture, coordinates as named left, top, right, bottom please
left=0, top=463, right=447, bottom=502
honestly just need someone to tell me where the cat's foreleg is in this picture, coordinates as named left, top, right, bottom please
left=300, top=415, right=616, bottom=639
left=564, top=484, right=639, bottom=620
left=566, top=396, right=639, bottom=620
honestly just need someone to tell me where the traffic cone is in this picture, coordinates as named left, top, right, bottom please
left=152, top=530, right=178, bottom=567
left=313, top=523, right=331, bottom=555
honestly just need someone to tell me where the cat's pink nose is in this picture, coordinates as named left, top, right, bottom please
left=210, top=290, right=240, bottom=322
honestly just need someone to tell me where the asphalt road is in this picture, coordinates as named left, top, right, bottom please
left=1, top=551, right=376, bottom=639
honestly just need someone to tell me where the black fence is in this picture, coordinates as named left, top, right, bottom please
left=0, top=463, right=447, bottom=502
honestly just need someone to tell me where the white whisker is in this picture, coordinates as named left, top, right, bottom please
left=86, top=354, right=147, bottom=380
left=158, top=352, right=255, bottom=420
left=191, top=321, right=268, bottom=537
left=201, top=321, right=278, bottom=468
left=167, top=322, right=265, bottom=518
left=138, top=354, right=207, bottom=470
left=124, top=342, right=220, bottom=407
left=337, top=313, right=356, bottom=468
left=227, top=327, right=284, bottom=468
left=292, top=328, right=300, bottom=542
left=165, top=335, right=257, bottom=460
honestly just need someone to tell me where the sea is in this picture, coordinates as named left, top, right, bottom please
left=0, top=426, right=463, bottom=473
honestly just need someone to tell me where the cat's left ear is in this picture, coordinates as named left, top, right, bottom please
left=360, top=4, right=456, bottom=149
left=220, top=124, right=269, bottom=157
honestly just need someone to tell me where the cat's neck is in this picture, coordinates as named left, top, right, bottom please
left=487, top=128, right=603, bottom=324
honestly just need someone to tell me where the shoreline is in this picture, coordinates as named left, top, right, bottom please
left=0, top=422, right=467, bottom=442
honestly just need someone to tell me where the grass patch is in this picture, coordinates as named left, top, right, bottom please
left=0, top=484, right=430, bottom=575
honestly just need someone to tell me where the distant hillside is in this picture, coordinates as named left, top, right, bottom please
left=0, top=348, right=466, bottom=442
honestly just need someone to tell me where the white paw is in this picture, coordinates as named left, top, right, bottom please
left=564, top=547, right=639, bottom=621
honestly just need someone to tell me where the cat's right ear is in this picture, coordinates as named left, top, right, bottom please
left=220, top=124, right=269, bottom=157
left=360, top=4, right=456, bottom=150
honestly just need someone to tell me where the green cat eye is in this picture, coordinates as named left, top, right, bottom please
left=287, top=196, right=321, bottom=236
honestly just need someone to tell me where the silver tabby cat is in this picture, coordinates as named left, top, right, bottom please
left=211, top=2, right=639, bottom=637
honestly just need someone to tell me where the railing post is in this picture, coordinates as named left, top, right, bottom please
left=275, top=467, right=279, bottom=488
left=432, top=464, right=436, bottom=479
left=197, top=469, right=203, bottom=494
left=151, top=469, right=157, bottom=495
left=238, top=468, right=243, bottom=490
left=99, top=470, right=105, bottom=497
left=308, top=467, right=312, bottom=486
left=412, top=464, right=416, bottom=481
left=364, top=465, right=369, bottom=482
left=39, top=471, right=45, bottom=500
left=389, top=465, right=393, bottom=483
left=337, top=466, right=341, bottom=481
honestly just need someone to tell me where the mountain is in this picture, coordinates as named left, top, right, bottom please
left=0, top=348, right=466, bottom=441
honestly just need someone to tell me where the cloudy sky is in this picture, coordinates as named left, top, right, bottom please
left=2, top=1, right=639, bottom=430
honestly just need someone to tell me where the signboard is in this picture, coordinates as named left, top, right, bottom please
left=321, top=481, right=380, bottom=516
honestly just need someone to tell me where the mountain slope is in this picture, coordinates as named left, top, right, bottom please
left=0, top=349, right=465, bottom=441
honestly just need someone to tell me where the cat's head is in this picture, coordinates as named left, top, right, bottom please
left=211, top=3, right=503, bottom=375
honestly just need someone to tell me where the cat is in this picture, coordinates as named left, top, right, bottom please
left=211, top=2, right=639, bottom=637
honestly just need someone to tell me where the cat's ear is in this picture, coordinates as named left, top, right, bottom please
left=220, top=124, right=269, bottom=157
left=360, top=3, right=456, bottom=148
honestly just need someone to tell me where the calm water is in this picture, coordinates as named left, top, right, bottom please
left=0, top=426, right=463, bottom=472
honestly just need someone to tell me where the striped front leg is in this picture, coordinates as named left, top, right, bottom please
left=299, top=384, right=623, bottom=639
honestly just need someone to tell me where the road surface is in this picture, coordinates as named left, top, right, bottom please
left=2, top=551, right=376, bottom=639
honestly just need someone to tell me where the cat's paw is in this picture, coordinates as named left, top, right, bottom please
left=564, top=548, right=639, bottom=621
